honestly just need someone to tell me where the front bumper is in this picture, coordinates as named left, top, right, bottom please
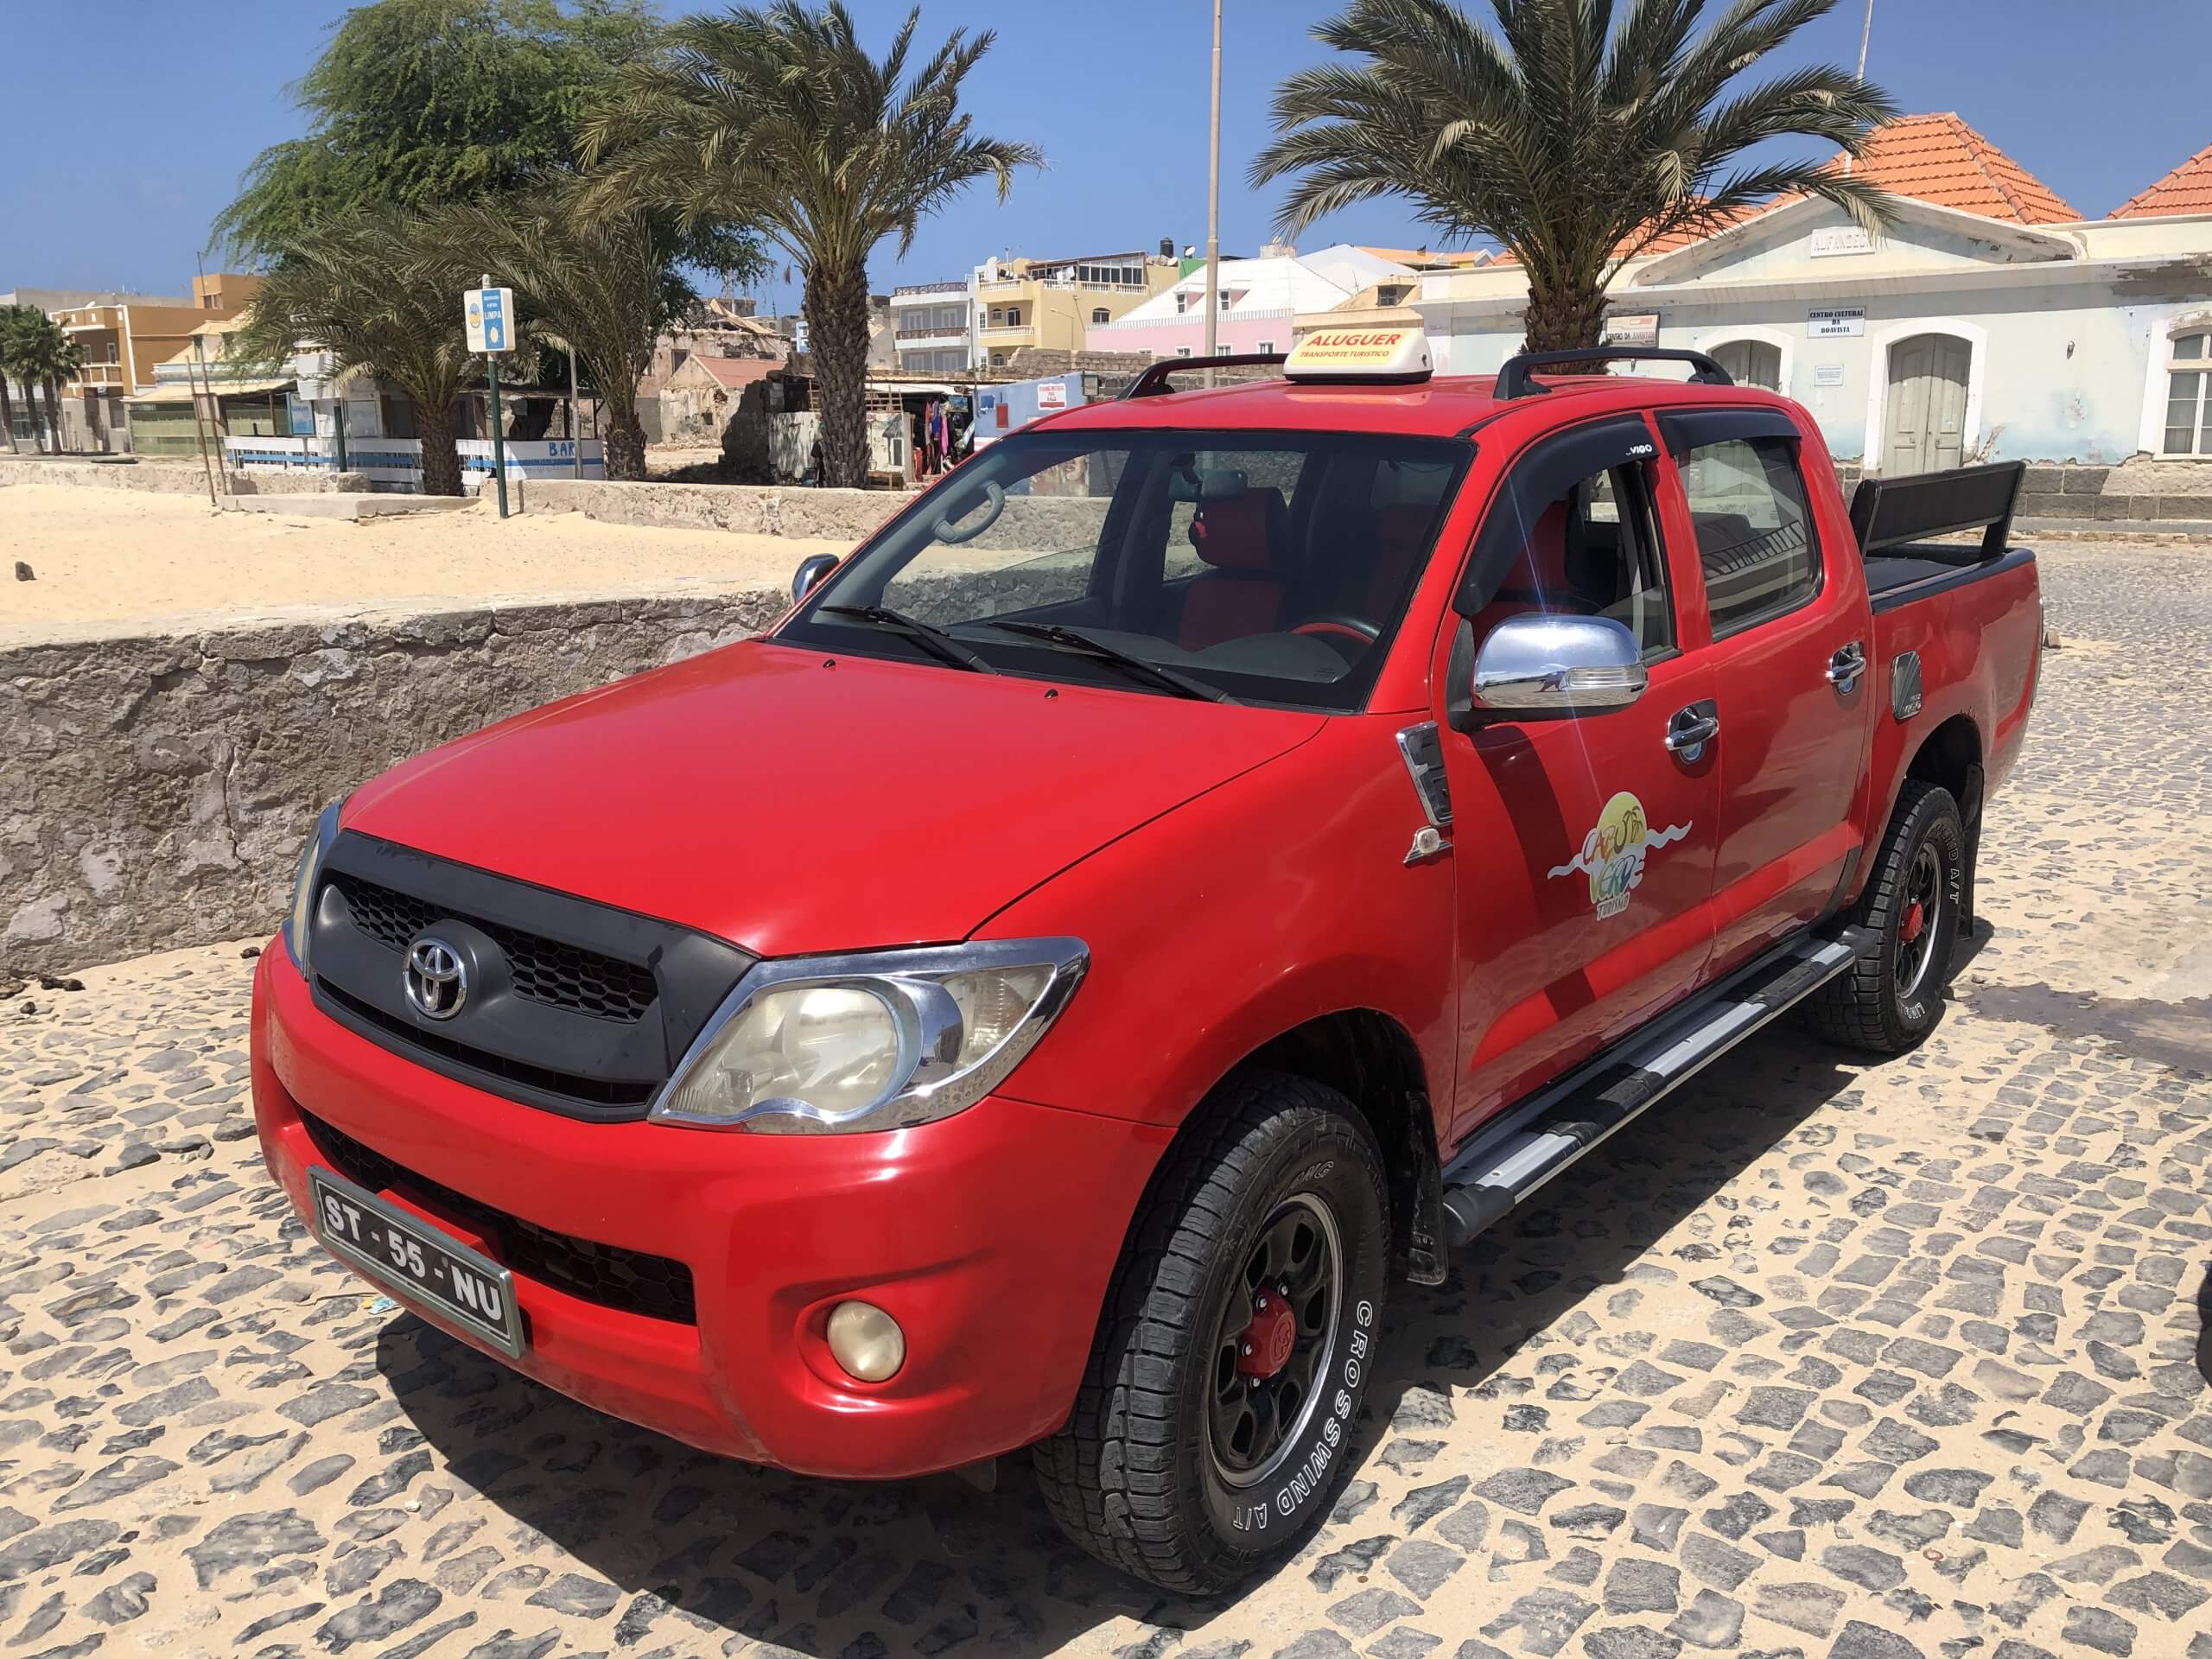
left=251, top=948, right=1169, bottom=1478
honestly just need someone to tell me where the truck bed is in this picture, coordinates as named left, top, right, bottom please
left=1864, top=543, right=2037, bottom=612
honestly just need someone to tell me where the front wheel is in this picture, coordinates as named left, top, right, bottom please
left=1806, top=779, right=1965, bottom=1053
left=1033, top=1071, right=1390, bottom=1594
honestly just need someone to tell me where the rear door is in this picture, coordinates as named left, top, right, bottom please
left=1433, top=416, right=1723, bottom=1138
left=1655, top=408, right=1872, bottom=974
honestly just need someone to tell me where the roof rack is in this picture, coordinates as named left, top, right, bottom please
left=1118, top=352, right=1289, bottom=400
left=1495, top=346, right=1732, bottom=401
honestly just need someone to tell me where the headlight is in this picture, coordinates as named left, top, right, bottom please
left=283, top=800, right=345, bottom=978
left=651, top=938, right=1087, bottom=1133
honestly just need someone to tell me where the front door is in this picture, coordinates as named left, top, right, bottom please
left=1663, top=422, right=1870, bottom=972
left=1884, top=334, right=1970, bottom=474
left=1436, top=419, right=1723, bottom=1140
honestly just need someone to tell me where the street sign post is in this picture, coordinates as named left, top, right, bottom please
left=465, top=279, right=515, bottom=518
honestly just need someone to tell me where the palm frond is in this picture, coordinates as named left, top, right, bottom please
left=1255, top=0, right=1897, bottom=346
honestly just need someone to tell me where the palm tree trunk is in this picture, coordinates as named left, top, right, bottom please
left=1519, top=276, right=1611, bottom=356
left=19, top=377, right=45, bottom=454
left=0, top=376, right=17, bottom=454
left=602, top=405, right=647, bottom=480
left=414, top=398, right=464, bottom=497
left=806, top=260, right=871, bottom=489
left=43, top=376, right=67, bottom=454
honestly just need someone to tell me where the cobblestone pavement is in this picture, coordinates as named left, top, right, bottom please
left=2, top=539, right=2208, bottom=1659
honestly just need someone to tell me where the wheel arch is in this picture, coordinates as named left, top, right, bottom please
left=1213, top=1008, right=1447, bottom=1287
left=1904, top=713, right=1984, bottom=925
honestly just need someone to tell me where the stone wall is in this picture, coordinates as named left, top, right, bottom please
left=1, top=583, right=788, bottom=976
left=2014, top=461, right=2212, bottom=524
left=518, top=476, right=914, bottom=541
left=0, top=456, right=371, bottom=495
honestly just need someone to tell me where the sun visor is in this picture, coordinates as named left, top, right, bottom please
left=1284, top=325, right=1433, bottom=385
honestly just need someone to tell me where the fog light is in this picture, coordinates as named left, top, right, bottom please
left=826, top=1300, right=905, bottom=1382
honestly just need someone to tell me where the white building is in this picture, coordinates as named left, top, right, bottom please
left=1086, top=244, right=1420, bottom=359
left=1413, top=115, right=2212, bottom=473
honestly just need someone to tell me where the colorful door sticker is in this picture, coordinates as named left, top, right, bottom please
left=1548, top=791, right=1693, bottom=919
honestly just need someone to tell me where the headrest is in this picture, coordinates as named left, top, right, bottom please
left=1167, top=467, right=1250, bottom=504
left=1191, top=488, right=1285, bottom=572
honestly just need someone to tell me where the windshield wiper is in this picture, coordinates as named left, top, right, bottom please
left=983, top=621, right=1230, bottom=703
left=820, top=605, right=999, bottom=674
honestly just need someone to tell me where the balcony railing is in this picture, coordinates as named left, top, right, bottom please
left=892, top=280, right=966, bottom=299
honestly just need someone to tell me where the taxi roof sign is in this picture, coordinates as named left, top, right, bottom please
left=1284, top=324, right=1431, bottom=385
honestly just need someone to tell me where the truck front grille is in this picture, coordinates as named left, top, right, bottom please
left=301, top=1109, right=698, bottom=1325
left=329, top=871, right=659, bottom=1023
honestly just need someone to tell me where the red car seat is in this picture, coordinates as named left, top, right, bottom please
left=1178, top=488, right=1292, bottom=648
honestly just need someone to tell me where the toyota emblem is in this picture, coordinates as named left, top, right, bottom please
left=404, top=938, right=468, bottom=1020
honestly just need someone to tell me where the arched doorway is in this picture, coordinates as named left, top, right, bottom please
left=1710, top=338, right=1782, bottom=391
left=1884, top=333, right=1971, bottom=473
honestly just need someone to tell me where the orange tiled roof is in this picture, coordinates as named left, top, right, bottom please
left=2111, top=143, right=2212, bottom=219
left=1826, top=112, right=2077, bottom=225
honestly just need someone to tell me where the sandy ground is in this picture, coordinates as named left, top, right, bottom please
left=0, top=483, right=850, bottom=634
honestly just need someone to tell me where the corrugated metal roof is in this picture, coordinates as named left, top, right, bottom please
left=2111, top=143, right=2212, bottom=219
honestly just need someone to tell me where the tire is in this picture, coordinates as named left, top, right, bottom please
left=1033, top=1070, right=1390, bottom=1594
left=1806, top=779, right=1965, bottom=1054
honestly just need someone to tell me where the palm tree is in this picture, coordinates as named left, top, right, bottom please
left=423, top=188, right=692, bottom=480
left=1254, top=0, right=1897, bottom=353
left=582, top=2, right=1039, bottom=487
left=41, top=328, right=86, bottom=454
left=0, top=303, right=41, bottom=454
left=239, top=207, right=478, bottom=495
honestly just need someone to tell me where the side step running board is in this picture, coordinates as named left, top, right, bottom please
left=1439, top=927, right=1872, bottom=1248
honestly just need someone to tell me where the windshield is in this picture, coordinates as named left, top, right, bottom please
left=778, top=427, right=1470, bottom=709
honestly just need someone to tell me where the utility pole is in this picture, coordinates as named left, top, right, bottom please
left=1846, top=0, right=1874, bottom=177
left=1203, top=0, right=1223, bottom=388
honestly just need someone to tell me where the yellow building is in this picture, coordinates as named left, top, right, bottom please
left=47, top=270, right=259, bottom=452
left=973, top=250, right=1179, bottom=368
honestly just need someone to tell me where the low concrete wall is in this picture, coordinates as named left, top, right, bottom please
left=0, top=456, right=372, bottom=495
left=1, top=582, right=788, bottom=975
left=519, top=474, right=1116, bottom=556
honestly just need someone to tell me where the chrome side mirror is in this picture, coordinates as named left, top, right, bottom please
left=791, top=553, right=839, bottom=604
left=1446, top=613, right=1646, bottom=730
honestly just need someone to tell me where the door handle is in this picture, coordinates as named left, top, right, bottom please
left=1665, top=702, right=1719, bottom=759
left=1827, top=642, right=1867, bottom=692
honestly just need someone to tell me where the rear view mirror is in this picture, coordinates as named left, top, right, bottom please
left=791, top=553, right=839, bottom=604
left=1446, top=613, right=1647, bottom=730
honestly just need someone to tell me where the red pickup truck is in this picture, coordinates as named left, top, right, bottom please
left=252, top=335, right=2041, bottom=1593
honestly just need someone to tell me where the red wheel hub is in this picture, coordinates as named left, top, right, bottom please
left=1236, top=1288, right=1298, bottom=1379
left=1899, top=899, right=1926, bottom=944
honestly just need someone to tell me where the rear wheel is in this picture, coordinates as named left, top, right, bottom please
left=1034, top=1071, right=1389, bottom=1593
left=1806, top=779, right=1964, bottom=1053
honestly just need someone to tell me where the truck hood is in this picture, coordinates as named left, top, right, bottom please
left=343, top=639, right=1325, bottom=957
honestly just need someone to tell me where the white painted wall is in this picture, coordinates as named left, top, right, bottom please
left=1416, top=200, right=2212, bottom=467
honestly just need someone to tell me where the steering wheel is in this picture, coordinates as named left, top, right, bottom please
left=933, top=480, right=1006, bottom=544
left=1291, top=615, right=1382, bottom=645
left=1290, top=615, right=1382, bottom=666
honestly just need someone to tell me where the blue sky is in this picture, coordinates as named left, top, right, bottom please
left=3, top=0, right=2202, bottom=314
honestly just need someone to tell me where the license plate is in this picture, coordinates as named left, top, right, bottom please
left=308, top=1165, right=524, bottom=1357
